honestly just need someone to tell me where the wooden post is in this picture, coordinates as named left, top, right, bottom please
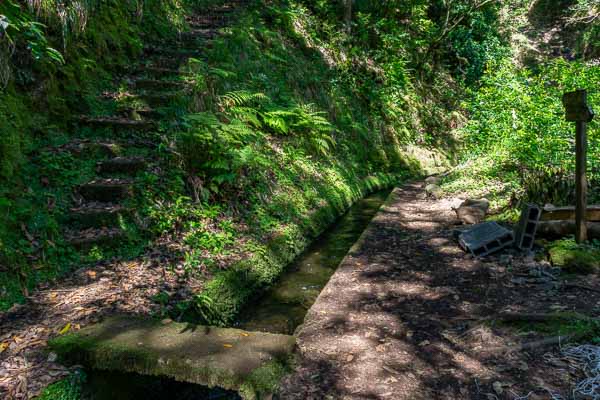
left=575, top=119, right=588, bottom=243
left=562, top=90, right=595, bottom=243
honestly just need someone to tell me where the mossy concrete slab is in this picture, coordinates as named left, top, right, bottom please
left=49, top=316, right=295, bottom=399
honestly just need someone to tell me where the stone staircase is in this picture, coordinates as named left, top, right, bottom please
left=63, top=1, right=243, bottom=251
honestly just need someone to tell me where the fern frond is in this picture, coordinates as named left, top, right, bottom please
left=219, top=90, right=269, bottom=109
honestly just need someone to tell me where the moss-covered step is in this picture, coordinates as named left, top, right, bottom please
left=137, top=91, right=185, bottom=107
left=65, top=227, right=127, bottom=248
left=133, top=66, right=192, bottom=78
left=49, top=316, right=295, bottom=400
left=97, top=156, right=146, bottom=174
left=75, top=116, right=157, bottom=132
left=180, top=28, right=220, bottom=42
left=143, top=46, right=206, bottom=58
left=131, top=78, right=188, bottom=91
left=56, top=140, right=123, bottom=157
left=79, top=179, right=134, bottom=202
left=69, top=203, right=127, bottom=228
left=188, top=19, right=228, bottom=29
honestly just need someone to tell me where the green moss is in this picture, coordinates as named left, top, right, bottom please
left=548, top=238, right=600, bottom=274
left=239, top=359, right=291, bottom=400
left=506, top=311, right=600, bottom=339
left=197, top=173, right=399, bottom=326
left=36, top=371, right=86, bottom=400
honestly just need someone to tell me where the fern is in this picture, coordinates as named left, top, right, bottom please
left=219, top=90, right=269, bottom=108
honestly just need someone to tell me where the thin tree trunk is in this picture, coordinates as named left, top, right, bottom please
left=343, top=0, right=352, bottom=32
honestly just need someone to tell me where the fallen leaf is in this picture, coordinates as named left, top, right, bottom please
left=59, top=323, right=71, bottom=335
left=346, top=355, right=354, bottom=362
left=240, top=332, right=250, bottom=337
left=223, top=344, right=233, bottom=348
left=0, top=342, right=8, bottom=353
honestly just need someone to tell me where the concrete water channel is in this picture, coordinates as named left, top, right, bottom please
left=66, top=189, right=392, bottom=399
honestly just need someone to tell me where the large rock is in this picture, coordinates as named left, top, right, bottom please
left=425, top=183, right=443, bottom=199
left=454, top=198, right=490, bottom=224
left=50, top=316, right=296, bottom=400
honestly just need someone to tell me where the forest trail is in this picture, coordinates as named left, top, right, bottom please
left=278, top=182, right=597, bottom=399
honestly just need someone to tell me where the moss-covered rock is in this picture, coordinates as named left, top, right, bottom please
left=548, top=238, right=600, bottom=274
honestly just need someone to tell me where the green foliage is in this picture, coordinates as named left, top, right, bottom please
left=450, top=59, right=600, bottom=205
left=0, top=0, right=65, bottom=71
left=37, top=370, right=86, bottom=400
left=447, top=7, right=508, bottom=83
left=194, top=173, right=400, bottom=326
left=0, top=0, right=198, bottom=311
left=548, top=238, right=600, bottom=274
left=0, top=90, right=30, bottom=179
left=508, top=311, right=600, bottom=339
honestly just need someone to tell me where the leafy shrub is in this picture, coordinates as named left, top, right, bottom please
left=456, top=59, right=600, bottom=204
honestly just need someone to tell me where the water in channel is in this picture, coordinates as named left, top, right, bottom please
left=79, top=189, right=390, bottom=398
left=236, top=189, right=391, bottom=335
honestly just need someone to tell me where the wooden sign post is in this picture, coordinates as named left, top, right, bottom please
left=562, top=90, right=595, bottom=243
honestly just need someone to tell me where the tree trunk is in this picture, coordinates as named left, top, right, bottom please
left=343, top=0, right=352, bottom=32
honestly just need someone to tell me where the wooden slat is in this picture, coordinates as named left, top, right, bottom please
left=541, top=205, right=600, bottom=222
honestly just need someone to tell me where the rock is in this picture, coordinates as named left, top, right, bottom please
left=454, top=199, right=490, bottom=224
left=425, top=176, right=442, bottom=185
left=425, top=184, right=442, bottom=199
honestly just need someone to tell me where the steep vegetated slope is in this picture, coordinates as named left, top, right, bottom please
left=0, top=0, right=512, bottom=325
left=441, top=0, right=599, bottom=214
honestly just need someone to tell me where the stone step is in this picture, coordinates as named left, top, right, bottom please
left=188, top=19, right=228, bottom=29
left=69, top=203, right=127, bottom=228
left=138, top=91, right=184, bottom=107
left=141, top=53, right=207, bottom=69
left=50, top=316, right=295, bottom=400
left=79, top=179, right=134, bottom=202
left=52, top=140, right=123, bottom=157
left=76, top=116, right=157, bottom=132
left=65, top=227, right=127, bottom=248
left=97, top=156, right=146, bottom=175
left=144, top=46, right=207, bottom=58
left=180, top=28, right=220, bottom=42
left=131, top=107, right=163, bottom=120
left=133, top=66, right=192, bottom=78
left=131, top=78, right=188, bottom=91
left=197, top=5, right=237, bottom=15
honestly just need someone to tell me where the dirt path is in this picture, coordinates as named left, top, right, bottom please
left=278, top=182, right=598, bottom=400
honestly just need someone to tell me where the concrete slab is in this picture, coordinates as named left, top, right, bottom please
left=49, top=316, right=295, bottom=400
